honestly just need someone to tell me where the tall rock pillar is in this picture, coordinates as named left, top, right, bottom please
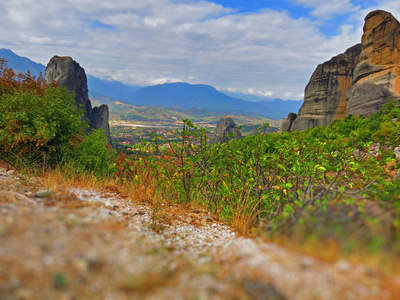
left=45, top=56, right=112, bottom=145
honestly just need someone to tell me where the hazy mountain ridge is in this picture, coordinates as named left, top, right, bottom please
left=126, top=82, right=302, bottom=119
left=219, top=91, right=303, bottom=117
left=86, top=75, right=143, bottom=101
left=0, top=49, right=46, bottom=75
left=126, top=82, right=272, bottom=117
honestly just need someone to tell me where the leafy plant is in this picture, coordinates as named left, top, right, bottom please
left=73, top=128, right=116, bottom=174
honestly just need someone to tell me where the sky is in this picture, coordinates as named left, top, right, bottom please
left=1, top=0, right=400, bottom=100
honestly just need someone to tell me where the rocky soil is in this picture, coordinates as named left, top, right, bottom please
left=0, top=163, right=398, bottom=300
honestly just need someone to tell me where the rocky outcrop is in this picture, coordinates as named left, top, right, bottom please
left=91, top=105, right=112, bottom=145
left=282, top=10, right=400, bottom=132
left=45, top=56, right=112, bottom=144
left=210, top=116, right=242, bottom=144
left=281, top=112, right=297, bottom=133
left=346, top=10, right=400, bottom=116
left=285, top=44, right=362, bottom=132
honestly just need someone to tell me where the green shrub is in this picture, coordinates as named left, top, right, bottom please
left=391, top=108, right=400, bottom=119
left=73, top=128, right=116, bottom=174
left=0, top=87, right=84, bottom=164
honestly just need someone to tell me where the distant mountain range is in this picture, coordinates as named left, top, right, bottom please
left=0, top=49, right=302, bottom=119
left=125, top=82, right=302, bottom=119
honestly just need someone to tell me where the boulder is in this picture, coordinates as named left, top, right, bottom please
left=210, top=116, right=242, bottom=144
left=45, top=56, right=112, bottom=144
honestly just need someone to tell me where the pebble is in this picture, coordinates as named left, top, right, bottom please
left=394, top=146, right=400, bottom=159
left=0, top=225, right=10, bottom=236
left=14, top=288, right=32, bottom=300
left=0, top=278, right=20, bottom=291
left=35, top=190, right=53, bottom=198
left=335, top=259, right=351, bottom=273
left=299, top=256, right=314, bottom=269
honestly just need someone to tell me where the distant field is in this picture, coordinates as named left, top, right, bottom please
left=92, top=96, right=281, bottom=150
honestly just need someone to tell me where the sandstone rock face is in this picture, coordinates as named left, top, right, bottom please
left=282, top=10, right=400, bottom=132
left=288, top=44, right=362, bottom=132
left=210, top=116, right=242, bottom=144
left=45, top=56, right=112, bottom=144
left=346, top=10, right=400, bottom=117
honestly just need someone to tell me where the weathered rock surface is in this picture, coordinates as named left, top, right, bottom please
left=284, top=44, right=362, bottom=132
left=347, top=10, right=400, bottom=116
left=282, top=10, right=400, bottom=132
left=45, top=56, right=112, bottom=144
left=210, top=116, right=242, bottom=144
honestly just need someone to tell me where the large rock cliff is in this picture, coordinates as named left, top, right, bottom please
left=45, top=56, right=112, bottom=144
left=282, top=10, right=400, bottom=132
left=282, top=44, right=362, bottom=132
left=346, top=10, right=400, bottom=116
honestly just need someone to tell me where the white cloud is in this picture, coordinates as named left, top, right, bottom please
left=1, top=0, right=400, bottom=100
left=294, top=0, right=359, bottom=19
left=374, top=1, right=400, bottom=18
